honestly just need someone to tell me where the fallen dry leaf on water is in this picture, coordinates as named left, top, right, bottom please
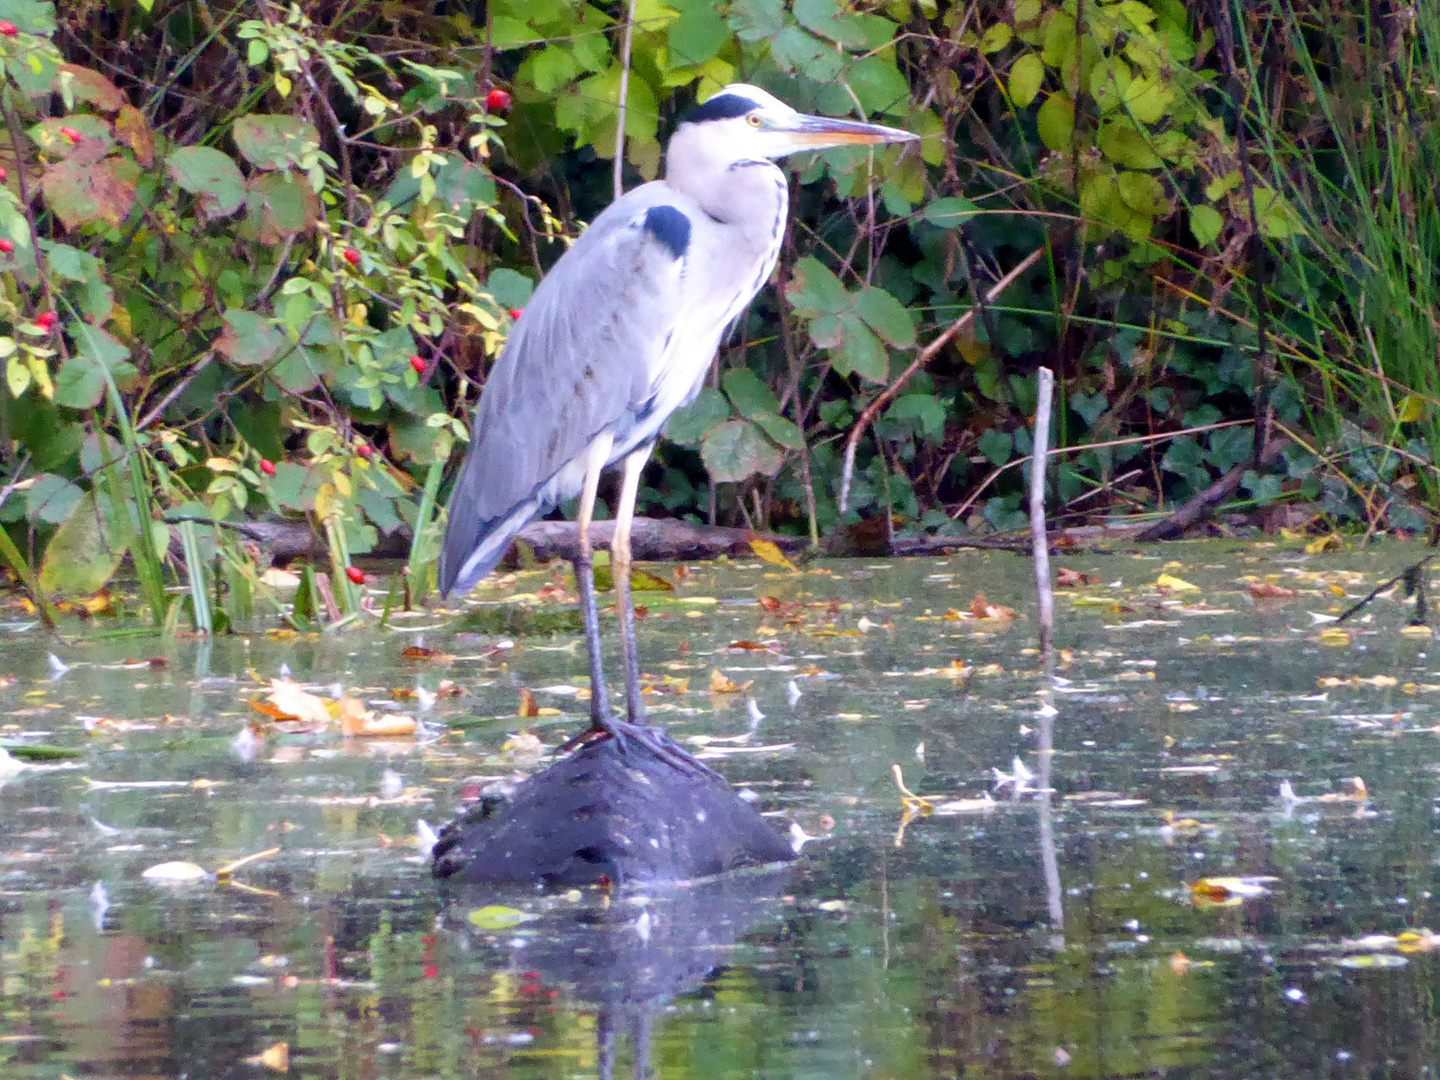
left=503, top=731, right=544, bottom=759
left=1248, top=581, right=1298, bottom=598
left=970, top=592, right=1016, bottom=620
left=518, top=687, right=539, bottom=718
left=1306, top=534, right=1345, bottom=554
left=1189, top=876, right=1279, bottom=907
left=142, top=861, right=209, bottom=883
left=1055, top=567, right=1099, bottom=587
left=254, top=679, right=331, bottom=725
left=336, top=695, right=417, bottom=737
left=749, top=538, right=797, bottom=570
left=1155, top=573, right=1199, bottom=592
left=245, top=1042, right=290, bottom=1072
left=709, top=669, right=754, bottom=694
left=401, top=645, right=453, bottom=662
left=1318, top=627, right=1353, bottom=647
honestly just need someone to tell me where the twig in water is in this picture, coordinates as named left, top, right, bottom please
left=1031, top=367, right=1055, bottom=654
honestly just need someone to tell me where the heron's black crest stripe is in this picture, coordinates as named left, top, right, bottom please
left=642, top=205, right=691, bottom=260
left=682, top=93, right=755, bottom=124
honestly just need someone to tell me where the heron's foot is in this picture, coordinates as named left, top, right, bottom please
left=556, top=712, right=724, bottom=783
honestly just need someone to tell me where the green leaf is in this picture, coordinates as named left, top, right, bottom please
left=486, top=268, right=534, bottom=310
left=0, top=0, right=57, bottom=34
left=245, top=171, right=320, bottom=240
left=728, top=0, right=785, bottom=41
left=855, top=285, right=916, bottom=347
left=665, top=387, right=731, bottom=445
left=835, top=313, right=888, bottom=382
left=794, top=0, right=889, bottom=48
left=751, top=411, right=805, bottom=450
left=1036, top=92, right=1075, bottom=150
left=701, top=419, right=784, bottom=482
left=40, top=155, right=138, bottom=230
left=668, top=0, right=729, bottom=66
left=923, top=196, right=979, bottom=228
left=722, top=367, right=781, bottom=419
left=232, top=114, right=321, bottom=171
left=26, top=473, right=82, bottom=525
left=1190, top=204, right=1223, bottom=246
left=217, top=309, right=287, bottom=367
left=1008, top=53, right=1045, bottom=107
left=785, top=256, right=849, bottom=317
left=54, top=356, right=104, bottom=409
left=1096, top=122, right=1161, bottom=168
left=38, top=490, right=127, bottom=596
left=41, top=242, right=100, bottom=283
left=166, top=146, right=246, bottom=219
left=979, top=23, right=1013, bottom=53
left=977, top=427, right=1013, bottom=465
left=884, top=394, right=946, bottom=440
left=1115, top=170, right=1163, bottom=214
left=770, top=26, right=844, bottom=81
left=71, top=323, right=130, bottom=371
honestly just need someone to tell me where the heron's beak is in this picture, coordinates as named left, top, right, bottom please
left=784, top=114, right=918, bottom=151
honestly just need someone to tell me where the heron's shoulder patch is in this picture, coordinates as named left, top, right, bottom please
left=641, top=204, right=691, bottom=260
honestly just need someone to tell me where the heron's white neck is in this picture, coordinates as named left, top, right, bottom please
left=663, top=123, right=786, bottom=227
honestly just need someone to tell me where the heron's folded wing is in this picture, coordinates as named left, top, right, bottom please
left=440, top=191, right=688, bottom=580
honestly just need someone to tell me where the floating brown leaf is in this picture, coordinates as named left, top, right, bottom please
left=400, top=645, right=452, bottom=662
left=709, top=669, right=753, bottom=695
left=255, top=679, right=331, bottom=725
left=970, top=592, right=1016, bottom=620
left=518, top=687, right=538, bottom=718
left=1248, top=581, right=1297, bottom=598
left=1055, top=567, right=1098, bottom=587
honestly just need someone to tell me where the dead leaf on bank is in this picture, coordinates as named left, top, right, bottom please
left=749, top=538, right=797, bottom=570
left=1307, top=534, right=1346, bottom=554
left=709, top=669, right=753, bottom=695
left=1248, top=581, right=1298, bottom=598
left=1055, top=567, right=1098, bottom=587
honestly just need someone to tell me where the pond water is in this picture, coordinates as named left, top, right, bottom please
left=3, top=540, right=1440, bottom=1079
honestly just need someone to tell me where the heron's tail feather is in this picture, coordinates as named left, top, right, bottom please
left=438, top=497, right=542, bottom=598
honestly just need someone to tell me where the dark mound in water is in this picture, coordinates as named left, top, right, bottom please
left=431, top=727, right=796, bottom=886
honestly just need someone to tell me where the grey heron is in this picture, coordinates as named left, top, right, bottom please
left=438, top=83, right=915, bottom=757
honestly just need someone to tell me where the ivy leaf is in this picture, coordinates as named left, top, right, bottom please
left=722, top=367, right=781, bottom=419
left=701, top=419, right=784, bottom=482
left=166, top=146, right=245, bottom=220
left=665, top=386, right=731, bottom=445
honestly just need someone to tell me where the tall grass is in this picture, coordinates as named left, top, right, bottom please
left=1247, top=0, right=1440, bottom=516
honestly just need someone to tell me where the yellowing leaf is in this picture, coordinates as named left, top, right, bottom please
left=1155, top=573, right=1198, bottom=592
left=468, top=904, right=536, bottom=929
left=709, top=668, right=753, bottom=694
left=256, top=679, right=331, bottom=725
left=1306, top=534, right=1345, bottom=554
left=518, top=687, right=538, bottom=718
left=245, top=1042, right=290, bottom=1072
left=1318, top=627, right=1352, bottom=647
left=748, top=538, right=796, bottom=570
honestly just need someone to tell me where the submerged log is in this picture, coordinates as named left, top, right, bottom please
left=431, top=729, right=796, bottom=887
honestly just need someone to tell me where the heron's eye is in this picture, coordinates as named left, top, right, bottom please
left=746, top=112, right=763, bottom=128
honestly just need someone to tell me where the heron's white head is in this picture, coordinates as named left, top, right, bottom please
left=672, top=83, right=916, bottom=164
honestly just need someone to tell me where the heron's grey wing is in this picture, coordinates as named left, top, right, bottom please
left=439, top=188, right=690, bottom=595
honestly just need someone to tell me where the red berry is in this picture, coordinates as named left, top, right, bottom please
left=59, top=127, right=81, bottom=143
left=346, top=566, right=365, bottom=585
left=0, top=167, right=9, bottom=182
left=508, top=307, right=523, bottom=320
left=356, top=443, right=373, bottom=458
left=409, top=354, right=426, bottom=374
left=485, top=88, right=512, bottom=111
left=35, top=311, right=56, bottom=330
left=258, top=458, right=276, bottom=476
left=0, top=239, right=13, bottom=254
left=0, top=22, right=17, bottom=36
left=342, top=247, right=361, bottom=266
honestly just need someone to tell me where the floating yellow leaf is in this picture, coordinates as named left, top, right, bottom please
left=258, top=679, right=331, bottom=725
left=1189, top=876, right=1279, bottom=907
left=709, top=668, right=753, bottom=694
left=1318, top=627, right=1352, bottom=647
left=336, top=695, right=417, bottom=737
left=748, top=538, right=796, bottom=570
left=1155, top=573, right=1199, bottom=592
left=468, top=904, right=537, bottom=929
left=1306, top=534, right=1345, bottom=554
left=245, top=1042, right=289, bottom=1072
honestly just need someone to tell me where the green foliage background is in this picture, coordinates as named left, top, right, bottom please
left=0, top=0, right=1436, bottom=621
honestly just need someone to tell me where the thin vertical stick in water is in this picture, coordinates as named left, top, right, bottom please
left=612, top=0, right=639, bottom=200
left=1036, top=650, right=1064, bottom=933
left=1030, top=367, right=1055, bottom=654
